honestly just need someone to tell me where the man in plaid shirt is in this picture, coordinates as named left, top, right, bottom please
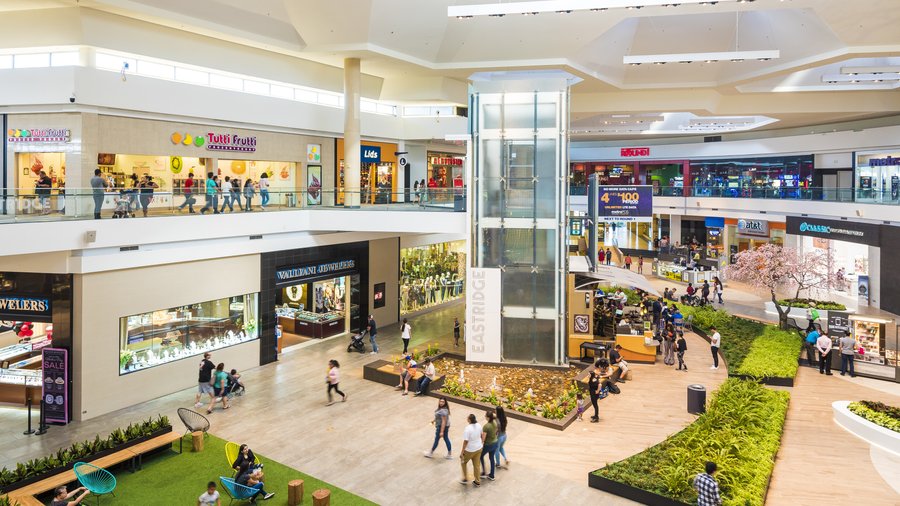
left=693, top=461, right=723, bottom=506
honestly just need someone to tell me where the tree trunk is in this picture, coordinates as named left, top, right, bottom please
left=772, top=290, right=790, bottom=330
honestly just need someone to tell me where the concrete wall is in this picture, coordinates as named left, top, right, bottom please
left=367, top=237, right=400, bottom=326
left=73, top=254, right=261, bottom=420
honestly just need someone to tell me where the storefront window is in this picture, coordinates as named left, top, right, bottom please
left=427, top=153, right=465, bottom=204
left=400, top=241, right=466, bottom=314
left=690, top=155, right=813, bottom=198
left=855, top=152, right=900, bottom=203
left=119, top=293, right=259, bottom=375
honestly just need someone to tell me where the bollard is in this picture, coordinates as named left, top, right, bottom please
left=23, top=397, right=34, bottom=435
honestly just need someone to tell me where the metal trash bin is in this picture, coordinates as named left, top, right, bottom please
left=687, top=384, right=706, bottom=414
left=285, top=193, right=296, bottom=208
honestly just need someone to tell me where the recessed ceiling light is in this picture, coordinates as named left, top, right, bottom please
left=450, top=0, right=748, bottom=18
left=623, top=50, right=779, bottom=65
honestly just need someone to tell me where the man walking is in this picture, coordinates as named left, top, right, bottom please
left=816, top=331, right=834, bottom=375
left=839, top=333, right=857, bottom=377
left=605, top=247, right=612, bottom=265
left=194, top=352, right=215, bottom=408
left=178, top=172, right=196, bottom=213
left=804, top=326, right=820, bottom=367
left=219, top=176, right=234, bottom=212
left=453, top=317, right=461, bottom=347
left=806, top=303, right=820, bottom=332
left=367, top=314, right=379, bottom=354
left=676, top=332, right=688, bottom=371
left=693, top=462, right=723, bottom=506
left=90, top=168, right=107, bottom=219
left=709, top=326, right=721, bottom=370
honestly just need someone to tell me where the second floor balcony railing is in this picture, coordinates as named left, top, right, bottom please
left=0, top=186, right=466, bottom=223
left=570, top=185, right=899, bottom=204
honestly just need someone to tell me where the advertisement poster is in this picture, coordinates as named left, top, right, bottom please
left=373, top=283, right=386, bottom=309
left=306, top=165, right=322, bottom=205
left=597, top=185, right=653, bottom=222
left=307, top=144, right=321, bottom=163
left=858, top=275, right=870, bottom=305
left=42, top=348, right=69, bottom=424
left=827, top=311, right=850, bottom=337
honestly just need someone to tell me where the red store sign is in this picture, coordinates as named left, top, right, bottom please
left=620, top=147, right=650, bottom=157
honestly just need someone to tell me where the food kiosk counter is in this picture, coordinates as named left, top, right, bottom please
left=615, top=331, right=658, bottom=364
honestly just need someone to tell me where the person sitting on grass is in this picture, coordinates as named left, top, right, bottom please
left=236, top=463, right=275, bottom=502
left=198, top=481, right=221, bottom=506
left=51, top=485, right=90, bottom=506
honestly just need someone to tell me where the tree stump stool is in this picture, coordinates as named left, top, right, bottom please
left=288, top=479, right=304, bottom=505
left=191, top=431, right=204, bottom=452
left=312, top=488, right=331, bottom=506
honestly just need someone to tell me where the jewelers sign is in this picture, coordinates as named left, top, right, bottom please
left=8, top=128, right=71, bottom=143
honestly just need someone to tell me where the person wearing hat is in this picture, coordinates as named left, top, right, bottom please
left=396, top=354, right=418, bottom=396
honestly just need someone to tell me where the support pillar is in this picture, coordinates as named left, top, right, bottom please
left=343, top=58, right=361, bottom=208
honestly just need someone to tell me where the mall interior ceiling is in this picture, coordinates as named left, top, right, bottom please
left=3, top=0, right=900, bottom=142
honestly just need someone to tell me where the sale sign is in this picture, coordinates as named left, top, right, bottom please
left=598, top=185, right=653, bottom=222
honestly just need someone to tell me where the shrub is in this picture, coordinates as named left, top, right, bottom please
left=776, top=298, right=846, bottom=310
left=848, top=401, right=900, bottom=433
left=608, top=286, right=642, bottom=306
left=595, top=379, right=789, bottom=506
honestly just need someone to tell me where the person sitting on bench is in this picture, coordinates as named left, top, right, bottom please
left=594, top=358, right=621, bottom=394
left=609, top=344, right=629, bottom=381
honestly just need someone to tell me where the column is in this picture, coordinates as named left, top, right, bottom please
left=670, top=214, right=682, bottom=246
left=343, top=58, right=361, bottom=208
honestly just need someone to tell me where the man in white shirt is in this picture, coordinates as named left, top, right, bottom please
left=415, top=358, right=436, bottom=396
left=709, top=326, right=721, bottom=370
left=816, top=332, right=834, bottom=376
left=460, top=414, right=485, bottom=487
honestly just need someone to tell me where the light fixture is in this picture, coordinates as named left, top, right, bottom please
left=449, top=0, right=752, bottom=17
left=821, top=73, right=900, bottom=83
left=623, top=50, right=779, bottom=65
left=840, top=65, right=900, bottom=75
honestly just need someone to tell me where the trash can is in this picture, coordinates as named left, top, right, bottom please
left=285, top=193, right=296, bottom=208
left=687, top=384, right=706, bottom=414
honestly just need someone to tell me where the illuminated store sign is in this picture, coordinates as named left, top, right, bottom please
left=7, top=128, right=71, bottom=143
left=0, top=296, right=51, bottom=320
left=865, top=156, right=900, bottom=167
left=737, top=219, right=769, bottom=237
left=620, top=147, right=650, bottom=157
left=170, top=131, right=257, bottom=152
left=361, top=145, right=382, bottom=163
left=276, top=260, right=357, bottom=285
left=786, top=216, right=879, bottom=246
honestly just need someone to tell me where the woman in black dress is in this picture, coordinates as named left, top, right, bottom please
left=588, top=369, right=601, bottom=423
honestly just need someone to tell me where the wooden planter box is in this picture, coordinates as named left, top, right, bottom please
left=0, top=426, right=173, bottom=493
left=588, top=473, right=689, bottom=506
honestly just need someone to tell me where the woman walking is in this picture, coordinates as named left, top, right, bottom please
left=326, top=359, right=347, bottom=405
left=206, top=362, right=229, bottom=414
left=713, top=276, right=724, bottom=304
left=459, top=414, right=483, bottom=487
left=588, top=369, right=601, bottom=423
left=400, top=318, right=412, bottom=354
left=424, top=397, right=452, bottom=459
left=243, top=178, right=255, bottom=211
left=138, top=175, right=158, bottom=217
left=494, top=406, right=510, bottom=469
left=479, top=411, right=499, bottom=481
left=259, top=173, right=270, bottom=210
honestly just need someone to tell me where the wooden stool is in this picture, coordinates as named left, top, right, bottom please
left=312, top=489, right=331, bottom=506
left=191, top=431, right=204, bottom=452
left=288, top=479, right=304, bottom=505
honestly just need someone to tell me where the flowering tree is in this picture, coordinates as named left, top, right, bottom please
left=725, top=243, right=837, bottom=329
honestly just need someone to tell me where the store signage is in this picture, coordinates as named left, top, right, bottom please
left=361, top=145, right=381, bottom=163
left=620, top=147, right=650, bottom=157
left=7, top=128, right=71, bottom=143
left=786, top=216, right=880, bottom=247
left=466, top=268, right=501, bottom=363
left=307, top=144, right=321, bottom=163
left=827, top=311, right=850, bottom=337
left=597, top=185, right=653, bottom=222
left=170, top=131, right=257, bottom=152
left=275, top=259, right=356, bottom=285
left=705, top=217, right=725, bottom=228
left=42, top=348, right=69, bottom=424
left=430, top=156, right=464, bottom=166
left=865, top=156, right=900, bottom=167
left=737, top=219, right=769, bottom=237
left=0, top=296, right=51, bottom=321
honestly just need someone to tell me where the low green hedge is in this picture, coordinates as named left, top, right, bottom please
left=776, top=298, right=847, bottom=310
left=849, top=401, right=900, bottom=433
left=608, top=285, right=642, bottom=306
left=679, top=305, right=801, bottom=379
left=595, top=379, right=790, bottom=506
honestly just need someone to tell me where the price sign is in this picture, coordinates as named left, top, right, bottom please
left=597, top=185, right=653, bottom=222
left=42, top=348, right=69, bottom=424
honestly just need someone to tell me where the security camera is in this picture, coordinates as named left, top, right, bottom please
left=69, top=94, right=76, bottom=103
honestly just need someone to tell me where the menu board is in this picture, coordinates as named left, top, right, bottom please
left=42, top=348, right=69, bottom=424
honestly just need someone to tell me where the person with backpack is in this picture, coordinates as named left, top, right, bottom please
left=676, top=332, right=688, bottom=371
left=806, top=303, right=820, bottom=332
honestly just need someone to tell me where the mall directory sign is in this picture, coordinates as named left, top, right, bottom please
left=597, top=185, right=653, bottom=222
left=42, top=347, right=69, bottom=424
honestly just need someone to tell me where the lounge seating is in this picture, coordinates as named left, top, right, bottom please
left=219, top=476, right=258, bottom=505
left=225, top=442, right=261, bottom=476
left=177, top=407, right=210, bottom=437
left=73, top=462, right=116, bottom=504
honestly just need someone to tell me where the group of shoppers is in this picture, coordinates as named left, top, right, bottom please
left=194, top=352, right=245, bottom=414
left=803, top=321, right=859, bottom=377
left=435, top=403, right=509, bottom=487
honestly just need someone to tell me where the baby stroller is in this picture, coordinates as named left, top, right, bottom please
left=112, top=189, right=136, bottom=218
left=347, top=329, right=367, bottom=353
left=225, top=369, right=245, bottom=398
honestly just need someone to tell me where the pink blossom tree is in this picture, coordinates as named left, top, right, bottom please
left=725, top=243, right=838, bottom=329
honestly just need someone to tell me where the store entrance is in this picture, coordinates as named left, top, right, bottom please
left=275, top=274, right=359, bottom=352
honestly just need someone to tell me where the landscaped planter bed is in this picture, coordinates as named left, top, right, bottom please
left=832, top=400, right=900, bottom=454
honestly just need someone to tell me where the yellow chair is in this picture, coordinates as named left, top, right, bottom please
left=224, top=442, right=261, bottom=475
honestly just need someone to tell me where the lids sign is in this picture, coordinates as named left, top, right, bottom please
left=171, top=132, right=257, bottom=153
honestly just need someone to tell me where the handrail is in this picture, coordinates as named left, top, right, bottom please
left=570, top=185, right=899, bottom=204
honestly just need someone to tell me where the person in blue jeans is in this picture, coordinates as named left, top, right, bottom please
left=258, top=173, right=270, bottom=209
left=424, top=397, right=452, bottom=459
left=494, top=406, right=510, bottom=468
left=839, top=334, right=858, bottom=377
left=367, top=315, right=379, bottom=354
left=236, top=464, right=274, bottom=501
left=479, top=411, right=499, bottom=481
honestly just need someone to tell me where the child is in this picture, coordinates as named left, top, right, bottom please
left=676, top=331, right=688, bottom=371
left=227, top=369, right=245, bottom=396
left=576, top=392, right=585, bottom=421
left=198, top=481, right=220, bottom=506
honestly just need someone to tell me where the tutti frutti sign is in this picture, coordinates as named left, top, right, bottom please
left=170, top=131, right=257, bottom=153
left=8, top=128, right=71, bottom=143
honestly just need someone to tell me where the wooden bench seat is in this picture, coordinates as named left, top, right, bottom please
left=7, top=430, right=183, bottom=503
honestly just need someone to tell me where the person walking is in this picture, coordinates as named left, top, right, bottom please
left=367, top=314, right=379, bottom=354
left=817, top=331, right=834, bottom=375
left=479, top=411, right=499, bottom=482
left=676, top=332, right=688, bottom=371
left=35, top=170, right=52, bottom=214
left=206, top=362, right=229, bottom=414
left=178, top=172, right=197, bottom=213
left=638, top=255, right=644, bottom=274
left=219, top=176, right=234, bottom=212
left=194, top=352, right=216, bottom=408
left=605, top=247, right=612, bottom=266
left=624, top=255, right=632, bottom=270
left=424, top=397, right=452, bottom=459
left=415, top=358, right=435, bottom=396
left=804, top=326, right=821, bottom=368
left=839, top=333, right=857, bottom=377
left=494, top=406, right=509, bottom=469
left=138, top=175, right=158, bottom=217
left=230, top=177, right=242, bottom=211
left=453, top=317, right=461, bottom=347
left=258, top=172, right=270, bottom=210
left=459, top=414, right=484, bottom=487
left=700, top=280, right=711, bottom=305
left=588, top=369, right=601, bottom=423
left=806, top=303, right=820, bottom=332
left=201, top=172, right=218, bottom=214
left=598, top=249, right=605, bottom=266
left=325, top=359, right=347, bottom=405
left=713, top=276, right=724, bottom=304
left=709, top=326, right=721, bottom=370
left=90, top=169, right=108, bottom=219
left=400, top=318, right=412, bottom=354
left=243, top=178, right=255, bottom=211
left=693, top=461, right=723, bottom=506
left=663, top=326, right=676, bottom=366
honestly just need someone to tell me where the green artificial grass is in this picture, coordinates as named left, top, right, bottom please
left=69, top=434, right=374, bottom=506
